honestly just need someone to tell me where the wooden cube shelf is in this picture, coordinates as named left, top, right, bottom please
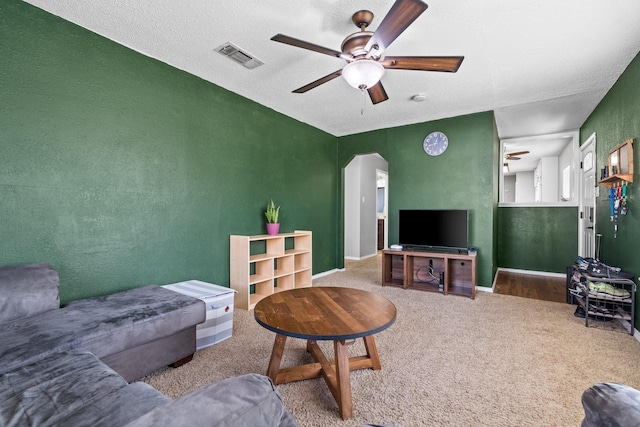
left=231, top=231, right=312, bottom=310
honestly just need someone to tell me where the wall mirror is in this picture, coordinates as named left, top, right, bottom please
left=500, top=130, right=580, bottom=206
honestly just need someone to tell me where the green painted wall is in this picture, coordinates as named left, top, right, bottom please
left=581, top=51, right=640, bottom=270
left=0, top=0, right=338, bottom=304
left=497, top=207, right=577, bottom=273
left=337, top=112, right=497, bottom=287
left=581, top=51, right=640, bottom=325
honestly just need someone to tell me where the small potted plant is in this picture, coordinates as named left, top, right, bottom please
left=265, top=199, right=280, bottom=235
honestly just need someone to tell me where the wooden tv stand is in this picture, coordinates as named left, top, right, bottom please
left=382, top=248, right=476, bottom=299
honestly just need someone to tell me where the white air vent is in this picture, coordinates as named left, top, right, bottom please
left=215, top=42, right=264, bottom=69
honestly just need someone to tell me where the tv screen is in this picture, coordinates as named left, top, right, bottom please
left=398, top=209, right=469, bottom=251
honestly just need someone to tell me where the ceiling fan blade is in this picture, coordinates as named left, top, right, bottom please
left=365, top=0, right=428, bottom=55
left=367, top=82, right=389, bottom=104
left=292, top=70, right=343, bottom=93
left=271, top=34, right=349, bottom=60
left=380, top=56, right=464, bottom=72
left=506, top=150, right=530, bottom=157
left=508, top=157, right=521, bottom=160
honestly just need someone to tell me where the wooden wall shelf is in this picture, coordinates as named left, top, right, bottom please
left=599, top=139, right=633, bottom=188
left=599, top=174, right=633, bottom=187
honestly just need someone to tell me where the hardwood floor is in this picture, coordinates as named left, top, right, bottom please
left=493, top=269, right=567, bottom=303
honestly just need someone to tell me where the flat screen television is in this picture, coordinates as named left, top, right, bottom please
left=398, top=209, right=469, bottom=251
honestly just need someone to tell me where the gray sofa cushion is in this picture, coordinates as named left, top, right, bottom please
left=0, top=349, right=170, bottom=427
left=55, top=382, right=170, bottom=427
left=0, top=349, right=126, bottom=426
left=127, top=374, right=298, bottom=427
left=0, top=263, right=59, bottom=324
left=0, top=285, right=205, bottom=374
left=581, top=382, right=640, bottom=427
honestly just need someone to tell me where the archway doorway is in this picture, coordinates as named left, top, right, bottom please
left=344, top=153, right=389, bottom=260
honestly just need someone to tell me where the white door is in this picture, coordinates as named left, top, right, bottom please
left=579, top=133, right=596, bottom=258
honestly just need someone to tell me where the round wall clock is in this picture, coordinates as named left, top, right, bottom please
left=423, top=131, right=448, bottom=156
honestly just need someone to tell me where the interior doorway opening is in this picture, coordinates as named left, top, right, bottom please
left=344, top=153, right=389, bottom=260
left=376, top=169, right=389, bottom=251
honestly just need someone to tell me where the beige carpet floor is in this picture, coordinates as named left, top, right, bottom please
left=143, top=255, right=640, bottom=426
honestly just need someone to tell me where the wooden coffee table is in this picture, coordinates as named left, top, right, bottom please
left=254, top=286, right=396, bottom=419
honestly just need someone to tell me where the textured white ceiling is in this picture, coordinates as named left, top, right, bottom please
left=22, top=0, right=640, bottom=138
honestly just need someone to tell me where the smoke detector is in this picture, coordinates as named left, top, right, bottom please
left=411, top=94, right=427, bottom=102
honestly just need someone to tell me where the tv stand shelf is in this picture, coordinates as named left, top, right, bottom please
left=382, top=248, right=476, bottom=299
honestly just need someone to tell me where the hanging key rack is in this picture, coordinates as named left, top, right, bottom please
left=599, top=139, right=633, bottom=238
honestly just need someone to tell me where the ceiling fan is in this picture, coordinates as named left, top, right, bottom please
left=504, top=151, right=530, bottom=160
left=271, top=0, right=464, bottom=105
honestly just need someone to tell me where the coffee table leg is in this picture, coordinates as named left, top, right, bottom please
left=267, top=334, right=287, bottom=383
left=363, top=335, right=382, bottom=370
left=334, top=339, right=353, bottom=419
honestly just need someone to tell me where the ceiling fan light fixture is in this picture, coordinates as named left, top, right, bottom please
left=342, top=60, right=385, bottom=90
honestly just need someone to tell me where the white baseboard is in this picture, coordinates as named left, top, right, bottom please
left=312, top=269, right=343, bottom=279
left=344, top=252, right=378, bottom=261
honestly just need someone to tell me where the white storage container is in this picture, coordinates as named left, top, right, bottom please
left=162, top=280, right=236, bottom=350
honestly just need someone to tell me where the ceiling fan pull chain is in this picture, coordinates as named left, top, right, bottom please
left=361, top=88, right=366, bottom=116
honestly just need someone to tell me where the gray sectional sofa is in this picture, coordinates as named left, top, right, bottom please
left=0, top=263, right=297, bottom=426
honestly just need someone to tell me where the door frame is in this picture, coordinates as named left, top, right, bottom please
left=376, top=169, right=388, bottom=250
left=578, top=132, right=597, bottom=258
